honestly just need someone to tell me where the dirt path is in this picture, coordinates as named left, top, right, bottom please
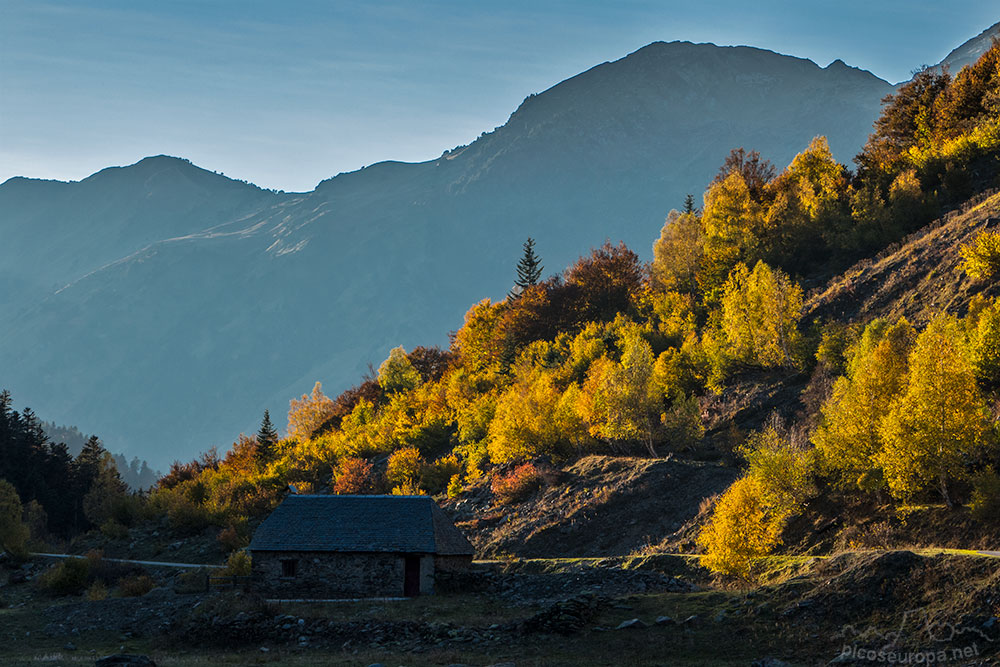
left=31, top=552, right=223, bottom=569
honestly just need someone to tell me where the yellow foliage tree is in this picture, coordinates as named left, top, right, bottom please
left=969, top=298, right=1000, bottom=386
left=578, top=332, right=663, bottom=456
left=0, top=480, right=29, bottom=559
left=719, top=261, right=803, bottom=368
left=453, top=299, right=506, bottom=375
left=652, top=210, right=704, bottom=294
left=699, top=171, right=767, bottom=302
left=386, top=446, right=424, bottom=494
left=813, top=319, right=916, bottom=492
left=378, top=346, right=422, bottom=394
left=487, top=370, right=571, bottom=463
left=878, top=315, right=994, bottom=505
left=960, top=230, right=1000, bottom=281
left=287, top=381, right=336, bottom=442
left=697, top=476, right=786, bottom=580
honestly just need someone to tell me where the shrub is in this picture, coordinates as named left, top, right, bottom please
left=119, top=574, right=155, bottom=597
left=961, top=230, right=1000, bottom=281
left=447, top=474, right=464, bottom=499
left=85, top=580, right=108, bottom=601
left=491, top=463, right=543, bottom=504
left=38, top=558, right=90, bottom=596
left=217, top=525, right=249, bottom=552
left=222, top=550, right=251, bottom=577
left=174, top=569, right=209, bottom=594
left=100, top=519, right=129, bottom=541
left=970, top=469, right=1000, bottom=523
left=167, top=497, right=213, bottom=536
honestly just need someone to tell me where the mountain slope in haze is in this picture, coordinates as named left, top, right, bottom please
left=0, top=41, right=893, bottom=467
left=0, top=156, right=278, bottom=314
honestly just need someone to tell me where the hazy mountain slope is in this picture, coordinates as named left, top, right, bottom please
left=0, top=42, right=892, bottom=467
left=0, top=156, right=278, bottom=314
left=934, top=21, right=1000, bottom=75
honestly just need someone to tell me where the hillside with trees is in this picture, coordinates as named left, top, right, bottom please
left=3, top=30, right=1000, bottom=667
left=0, top=40, right=893, bottom=469
left=1, top=40, right=985, bottom=575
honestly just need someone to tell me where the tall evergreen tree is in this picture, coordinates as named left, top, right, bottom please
left=683, top=193, right=697, bottom=215
left=256, top=409, right=279, bottom=461
left=509, top=237, right=543, bottom=299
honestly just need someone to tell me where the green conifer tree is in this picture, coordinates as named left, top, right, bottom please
left=683, top=193, right=697, bottom=215
left=256, top=409, right=279, bottom=461
left=509, top=237, right=543, bottom=299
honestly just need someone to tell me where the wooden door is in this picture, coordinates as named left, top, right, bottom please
left=403, top=555, right=420, bottom=597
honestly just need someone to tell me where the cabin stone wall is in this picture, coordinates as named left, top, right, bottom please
left=434, top=554, right=474, bottom=572
left=252, top=551, right=411, bottom=599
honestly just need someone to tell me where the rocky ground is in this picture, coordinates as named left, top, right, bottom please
left=4, top=550, right=1000, bottom=666
left=443, top=455, right=738, bottom=558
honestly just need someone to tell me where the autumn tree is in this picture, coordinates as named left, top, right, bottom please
left=960, top=230, right=1000, bottom=281
left=563, top=242, right=643, bottom=324
left=813, top=319, right=916, bottom=493
left=969, top=298, right=1000, bottom=387
left=332, top=457, right=375, bottom=494
left=488, top=368, right=572, bottom=463
left=387, top=446, right=425, bottom=495
left=712, top=147, right=776, bottom=201
left=879, top=315, right=994, bottom=505
left=699, top=421, right=812, bottom=580
left=452, top=299, right=507, bottom=375
left=699, top=171, right=768, bottom=302
left=287, top=381, right=336, bottom=442
left=509, top=237, right=544, bottom=299
left=579, top=332, right=663, bottom=456
left=697, top=476, right=785, bottom=580
left=651, top=210, right=704, bottom=294
left=0, top=480, right=29, bottom=559
left=378, top=347, right=422, bottom=394
left=764, top=137, right=848, bottom=268
left=718, top=261, right=803, bottom=368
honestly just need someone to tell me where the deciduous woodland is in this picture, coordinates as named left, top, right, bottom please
left=5, top=44, right=1000, bottom=591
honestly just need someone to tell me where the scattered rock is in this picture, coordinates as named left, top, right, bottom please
left=523, top=594, right=605, bottom=635
left=681, top=614, right=699, bottom=625
left=654, top=615, right=674, bottom=625
left=94, top=655, right=157, bottom=667
left=64, top=642, right=77, bottom=651
left=615, top=618, right=646, bottom=630
left=751, top=659, right=790, bottom=667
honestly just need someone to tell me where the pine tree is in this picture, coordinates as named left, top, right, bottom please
left=682, top=193, right=696, bottom=215
left=509, top=237, right=543, bottom=299
left=256, top=409, right=279, bottom=461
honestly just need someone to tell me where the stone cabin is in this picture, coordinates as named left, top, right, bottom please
left=248, top=494, right=474, bottom=599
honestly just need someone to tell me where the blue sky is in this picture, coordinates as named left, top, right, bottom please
left=1, top=1, right=996, bottom=192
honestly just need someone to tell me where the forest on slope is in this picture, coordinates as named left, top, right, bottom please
left=4, top=41, right=1000, bottom=581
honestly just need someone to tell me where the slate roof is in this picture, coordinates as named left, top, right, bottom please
left=249, top=494, right=475, bottom=555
